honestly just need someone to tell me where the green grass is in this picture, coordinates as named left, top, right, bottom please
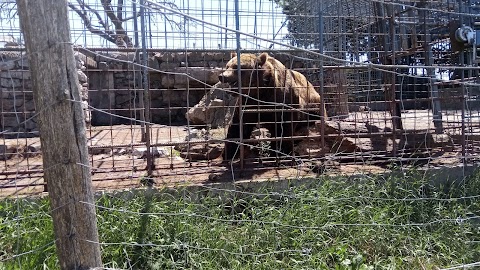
left=1, top=170, right=480, bottom=269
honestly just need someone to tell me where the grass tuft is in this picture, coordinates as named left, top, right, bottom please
left=1, top=170, right=480, bottom=269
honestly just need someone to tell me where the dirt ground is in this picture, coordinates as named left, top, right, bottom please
left=1, top=110, right=478, bottom=197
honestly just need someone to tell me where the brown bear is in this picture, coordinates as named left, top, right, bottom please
left=218, top=52, right=327, bottom=160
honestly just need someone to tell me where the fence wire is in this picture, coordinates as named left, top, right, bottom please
left=1, top=0, right=480, bottom=269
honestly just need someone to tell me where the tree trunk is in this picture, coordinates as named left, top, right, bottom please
left=15, top=1, right=103, bottom=269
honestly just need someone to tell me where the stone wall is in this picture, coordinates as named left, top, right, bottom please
left=87, top=51, right=232, bottom=126
left=0, top=51, right=89, bottom=138
left=0, top=51, right=34, bottom=137
left=0, top=49, right=338, bottom=136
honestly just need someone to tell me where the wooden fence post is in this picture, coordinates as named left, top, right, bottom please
left=15, top=0, right=103, bottom=269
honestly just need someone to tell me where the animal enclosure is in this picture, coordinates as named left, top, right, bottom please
left=1, top=0, right=480, bottom=196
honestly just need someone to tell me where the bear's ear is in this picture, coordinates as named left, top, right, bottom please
left=258, top=52, right=269, bottom=66
left=230, top=52, right=237, bottom=58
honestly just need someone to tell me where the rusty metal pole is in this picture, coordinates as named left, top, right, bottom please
left=318, top=0, right=326, bottom=157
left=388, top=5, right=401, bottom=158
left=140, top=0, right=154, bottom=178
left=459, top=0, right=467, bottom=166
left=421, top=1, right=443, bottom=134
left=234, top=0, right=244, bottom=170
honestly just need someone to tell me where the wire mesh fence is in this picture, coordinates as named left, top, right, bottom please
left=1, top=0, right=480, bottom=268
left=1, top=0, right=480, bottom=194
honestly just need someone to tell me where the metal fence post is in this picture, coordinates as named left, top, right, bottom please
left=140, top=0, right=153, bottom=178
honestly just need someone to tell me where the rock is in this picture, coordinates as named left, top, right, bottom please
left=0, top=88, right=7, bottom=99
left=293, top=120, right=367, bottom=157
left=295, top=139, right=327, bottom=157
left=156, top=147, right=170, bottom=157
left=159, top=62, right=178, bottom=70
left=75, top=59, right=85, bottom=69
left=162, top=89, right=183, bottom=105
left=0, top=143, right=21, bottom=160
left=205, top=52, right=230, bottom=61
left=114, top=72, right=125, bottom=78
left=208, top=173, right=221, bottom=182
left=187, top=51, right=203, bottom=62
left=17, top=56, right=29, bottom=69
left=185, top=82, right=237, bottom=128
left=187, top=106, right=206, bottom=125
left=98, top=61, right=109, bottom=71
left=23, top=100, right=36, bottom=111
left=115, top=93, right=133, bottom=106
left=158, top=52, right=174, bottom=62
left=328, top=136, right=361, bottom=153
left=77, top=70, right=88, bottom=83
left=74, top=53, right=85, bottom=69
left=431, top=133, right=452, bottom=146
left=23, top=116, right=37, bottom=130
left=1, top=88, right=33, bottom=99
left=110, top=62, right=123, bottom=70
left=148, top=56, right=160, bottom=69
left=208, top=61, right=220, bottom=68
left=176, top=51, right=191, bottom=61
left=0, top=77, right=22, bottom=88
left=89, top=147, right=111, bottom=155
left=349, top=104, right=371, bottom=112
left=0, top=70, right=30, bottom=80
left=1, top=97, right=24, bottom=110
left=24, top=143, right=41, bottom=157
left=0, top=60, right=16, bottom=70
left=161, top=74, right=175, bottom=88
left=2, top=115, right=21, bottom=129
left=114, top=148, right=130, bottom=155
left=184, top=128, right=209, bottom=141
left=125, top=72, right=136, bottom=80
left=188, top=61, right=207, bottom=67
left=82, top=100, right=91, bottom=125
left=198, top=52, right=211, bottom=61
left=178, top=143, right=223, bottom=161
left=132, top=147, right=167, bottom=158
left=0, top=144, right=12, bottom=160
left=308, top=159, right=340, bottom=174
left=74, top=51, right=86, bottom=63
left=111, top=52, right=135, bottom=62
left=173, top=67, right=221, bottom=87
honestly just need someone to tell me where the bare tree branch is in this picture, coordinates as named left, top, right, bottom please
left=117, top=0, right=124, bottom=22
left=100, top=0, right=123, bottom=31
left=120, top=14, right=141, bottom=22
left=0, top=3, right=18, bottom=23
left=100, top=0, right=133, bottom=47
left=68, top=1, right=116, bottom=44
left=146, top=1, right=183, bottom=31
left=82, top=1, right=115, bottom=35
left=2, top=0, right=185, bottom=48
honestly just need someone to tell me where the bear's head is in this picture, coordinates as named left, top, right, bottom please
left=219, top=52, right=289, bottom=96
left=219, top=53, right=263, bottom=89
left=256, top=52, right=288, bottom=88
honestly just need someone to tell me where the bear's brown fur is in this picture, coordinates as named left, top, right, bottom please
left=219, top=52, right=327, bottom=159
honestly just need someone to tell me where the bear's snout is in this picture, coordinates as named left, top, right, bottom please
left=218, top=69, right=237, bottom=84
